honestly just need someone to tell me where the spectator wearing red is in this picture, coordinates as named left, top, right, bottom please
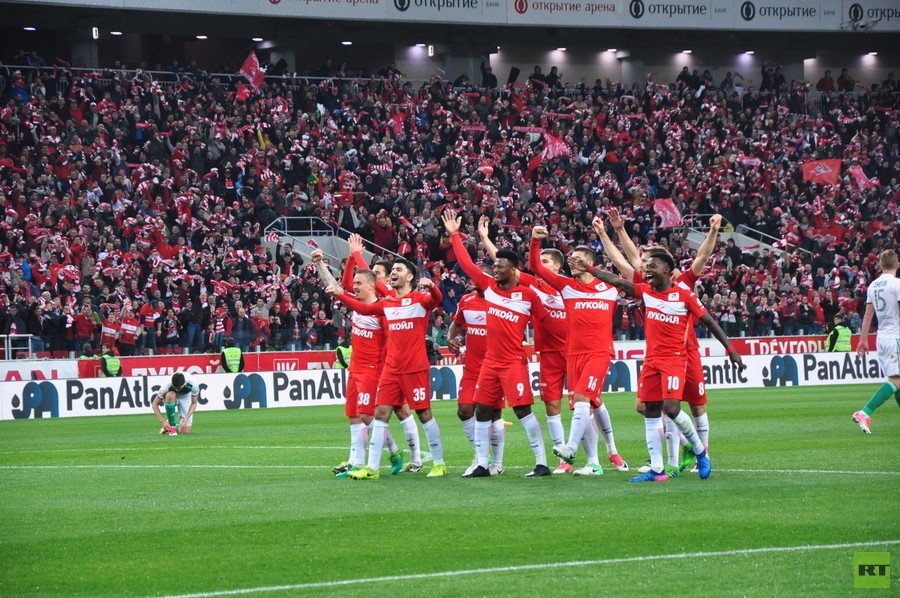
left=139, top=300, right=164, bottom=354
left=99, top=312, right=121, bottom=352
left=118, top=307, right=141, bottom=357
left=816, top=70, right=835, bottom=92
left=72, top=304, right=97, bottom=350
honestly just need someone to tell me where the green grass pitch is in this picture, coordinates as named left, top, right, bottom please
left=0, top=384, right=897, bottom=597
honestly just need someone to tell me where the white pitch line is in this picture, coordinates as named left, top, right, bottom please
left=162, top=540, right=900, bottom=598
left=0, top=445, right=344, bottom=455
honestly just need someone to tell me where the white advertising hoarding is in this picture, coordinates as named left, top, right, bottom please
left=0, top=352, right=882, bottom=420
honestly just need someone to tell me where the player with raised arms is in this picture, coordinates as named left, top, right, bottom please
left=326, top=257, right=447, bottom=479
left=312, top=249, right=404, bottom=478
left=596, top=210, right=722, bottom=474
left=448, top=262, right=506, bottom=476
left=853, top=249, right=900, bottom=433
left=527, top=225, right=623, bottom=476
left=443, top=210, right=552, bottom=478
left=340, top=234, right=423, bottom=472
left=477, top=217, right=622, bottom=474
left=570, top=233, right=744, bottom=481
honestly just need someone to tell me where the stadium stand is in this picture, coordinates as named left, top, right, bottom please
left=0, top=51, right=896, bottom=355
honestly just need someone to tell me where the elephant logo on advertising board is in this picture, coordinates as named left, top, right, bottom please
left=223, top=374, right=268, bottom=409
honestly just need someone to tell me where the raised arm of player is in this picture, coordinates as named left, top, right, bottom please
left=347, top=233, right=391, bottom=296
left=529, top=226, right=569, bottom=291
left=311, top=249, right=341, bottom=291
left=340, top=250, right=356, bottom=293
left=326, top=282, right=385, bottom=316
left=691, top=214, right=722, bottom=276
left=857, top=303, right=875, bottom=356
left=477, top=216, right=499, bottom=261
left=592, top=214, right=635, bottom=280
left=418, top=277, right=443, bottom=309
left=699, top=312, right=745, bottom=370
left=586, top=262, right=636, bottom=297
left=443, top=210, right=493, bottom=291
left=607, top=207, right=642, bottom=272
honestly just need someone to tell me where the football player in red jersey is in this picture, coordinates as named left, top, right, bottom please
left=476, top=218, right=608, bottom=474
left=571, top=249, right=744, bottom=482
left=313, top=249, right=405, bottom=478
left=528, top=226, right=623, bottom=476
left=326, top=257, right=447, bottom=479
left=339, top=239, right=423, bottom=472
left=344, top=234, right=396, bottom=299
left=596, top=211, right=722, bottom=474
left=448, top=264, right=506, bottom=476
left=443, top=210, right=553, bottom=478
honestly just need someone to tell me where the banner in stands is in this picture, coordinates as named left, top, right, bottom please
left=0, top=352, right=882, bottom=420
left=10, top=0, right=898, bottom=31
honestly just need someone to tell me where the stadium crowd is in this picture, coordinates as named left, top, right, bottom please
left=0, top=53, right=896, bottom=356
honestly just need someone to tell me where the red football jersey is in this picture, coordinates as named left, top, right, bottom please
left=517, top=271, right=567, bottom=353
left=453, top=291, right=488, bottom=370
left=451, top=233, right=547, bottom=364
left=339, top=287, right=441, bottom=374
left=634, top=269, right=700, bottom=349
left=635, top=283, right=707, bottom=359
left=100, top=319, right=120, bottom=347
left=349, top=311, right=386, bottom=375
left=529, top=238, right=617, bottom=357
left=119, top=317, right=140, bottom=345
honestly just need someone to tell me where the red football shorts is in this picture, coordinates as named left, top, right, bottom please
left=457, top=365, right=482, bottom=405
left=567, top=352, right=612, bottom=409
left=475, top=360, right=533, bottom=410
left=376, top=370, right=431, bottom=410
left=345, top=370, right=379, bottom=417
left=638, top=357, right=688, bottom=403
left=538, top=351, right=566, bottom=403
left=681, top=349, right=708, bottom=406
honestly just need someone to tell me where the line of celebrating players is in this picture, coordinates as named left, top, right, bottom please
left=318, top=210, right=744, bottom=482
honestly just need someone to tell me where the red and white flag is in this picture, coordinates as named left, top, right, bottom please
left=653, top=198, right=682, bottom=228
left=801, top=159, right=841, bottom=186
left=264, top=231, right=280, bottom=243
left=238, top=52, right=266, bottom=91
left=849, top=164, right=879, bottom=191
left=235, top=82, right=251, bottom=102
left=541, top=132, right=570, bottom=161
left=477, top=160, right=494, bottom=177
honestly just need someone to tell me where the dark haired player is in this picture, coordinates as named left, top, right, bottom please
left=448, top=262, right=507, bottom=476
left=326, top=257, right=447, bottom=479
left=529, top=226, right=624, bottom=476
left=151, top=372, right=199, bottom=435
left=477, top=217, right=589, bottom=474
left=444, top=210, right=552, bottom=478
left=570, top=243, right=744, bottom=482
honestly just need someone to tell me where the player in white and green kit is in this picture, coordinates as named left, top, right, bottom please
left=853, top=249, right=900, bottom=433
left=151, top=373, right=200, bottom=435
